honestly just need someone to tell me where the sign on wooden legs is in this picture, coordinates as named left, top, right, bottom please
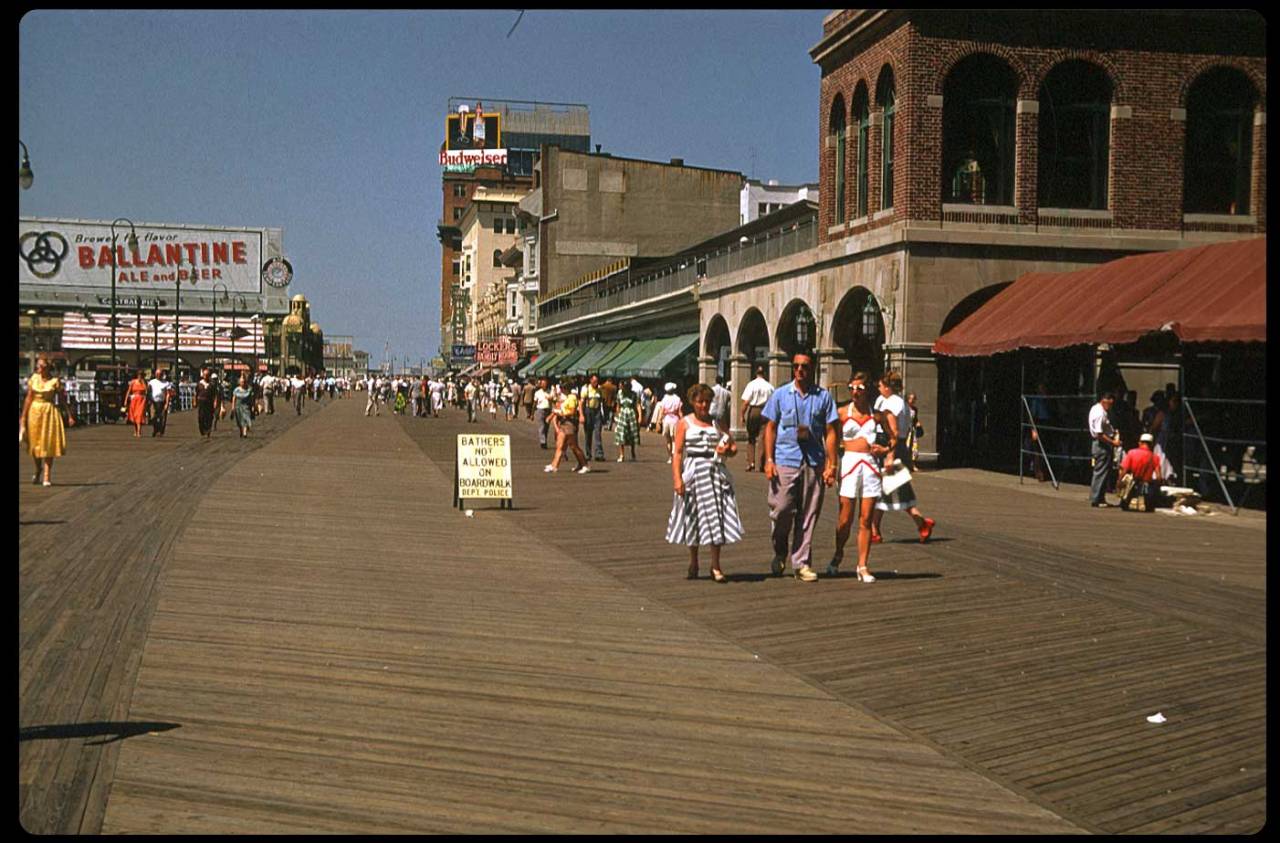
left=454, top=434, right=513, bottom=510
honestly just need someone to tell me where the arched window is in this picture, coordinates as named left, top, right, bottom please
left=493, top=249, right=503, bottom=268
left=1184, top=66, right=1257, bottom=215
left=829, top=96, right=847, bottom=224
left=876, top=68, right=896, bottom=210
left=1039, top=60, right=1112, bottom=210
left=853, top=84, right=870, bottom=218
left=942, top=54, right=1017, bottom=206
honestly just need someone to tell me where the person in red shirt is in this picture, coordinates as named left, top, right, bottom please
left=1118, top=432, right=1162, bottom=511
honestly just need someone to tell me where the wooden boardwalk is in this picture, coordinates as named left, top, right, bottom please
left=19, top=396, right=1264, bottom=833
left=18, top=398, right=308, bottom=834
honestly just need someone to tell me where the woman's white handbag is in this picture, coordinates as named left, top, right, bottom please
left=881, top=462, right=912, bottom=495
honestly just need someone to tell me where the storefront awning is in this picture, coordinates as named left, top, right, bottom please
left=594, top=339, right=635, bottom=375
left=566, top=339, right=629, bottom=376
left=544, top=344, right=592, bottom=377
left=600, top=337, right=663, bottom=379
left=562, top=341, right=610, bottom=376
left=515, top=356, right=539, bottom=377
left=934, top=237, right=1266, bottom=357
left=525, top=348, right=567, bottom=377
left=635, top=333, right=699, bottom=379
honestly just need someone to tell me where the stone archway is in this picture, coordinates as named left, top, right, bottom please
left=736, top=308, right=771, bottom=367
left=831, top=286, right=885, bottom=385
left=936, top=281, right=1018, bottom=468
left=703, top=314, right=731, bottom=384
left=776, top=299, right=817, bottom=360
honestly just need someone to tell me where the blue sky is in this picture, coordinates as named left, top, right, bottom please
left=19, top=10, right=829, bottom=365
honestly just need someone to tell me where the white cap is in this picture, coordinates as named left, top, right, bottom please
left=1139, top=432, right=1154, bottom=444
left=664, top=382, right=677, bottom=392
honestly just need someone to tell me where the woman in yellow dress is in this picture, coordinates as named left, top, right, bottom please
left=19, top=357, right=76, bottom=486
left=124, top=369, right=149, bottom=438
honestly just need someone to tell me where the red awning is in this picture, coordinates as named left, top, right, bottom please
left=933, top=237, right=1266, bottom=356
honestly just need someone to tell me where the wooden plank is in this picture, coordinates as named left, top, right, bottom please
left=96, top=400, right=1085, bottom=834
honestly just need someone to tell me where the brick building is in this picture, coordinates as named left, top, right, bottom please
left=436, top=99, right=589, bottom=364
left=696, top=9, right=1265, bottom=467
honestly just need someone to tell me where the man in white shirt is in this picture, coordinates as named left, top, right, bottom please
left=291, top=374, right=306, bottom=415
left=533, top=377, right=552, bottom=448
left=365, top=375, right=379, bottom=416
left=1088, top=392, right=1121, bottom=507
left=260, top=373, right=276, bottom=415
left=463, top=380, right=478, bottom=422
left=710, top=376, right=732, bottom=432
left=147, top=369, right=173, bottom=437
left=739, top=366, right=775, bottom=471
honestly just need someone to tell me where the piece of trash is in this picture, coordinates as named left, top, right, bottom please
left=465, top=509, right=474, bottom=517
left=1147, top=712, right=1167, bottom=724
left=753, top=654, right=759, bottom=660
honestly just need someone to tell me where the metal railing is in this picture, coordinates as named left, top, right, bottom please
left=1018, top=393, right=1266, bottom=514
left=1181, top=397, right=1266, bottom=514
left=18, top=380, right=197, bottom=426
left=1018, top=394, right=1096, bottom=489
left=539, top=217, right=817, bottom=328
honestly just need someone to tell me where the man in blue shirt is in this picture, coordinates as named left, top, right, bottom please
left=761, top=351, right=839, bottom=581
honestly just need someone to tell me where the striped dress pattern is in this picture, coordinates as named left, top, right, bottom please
left=665, top=419, right=744, bottom=547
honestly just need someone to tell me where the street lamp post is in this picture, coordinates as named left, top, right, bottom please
left=135, top=286, right=143, bottom=370
left=109, top=218, right=140, bottom=372
left=231, top=294, right=244, bottom=374
left=173, top=256, right=183, bottom=377
left=25, top=308, right=38, bottom=376
left=153, top=297, right=160, bottom=374
left=212, top=282, right=228, bottom=374
left=251, top=312, right=261, bottom=375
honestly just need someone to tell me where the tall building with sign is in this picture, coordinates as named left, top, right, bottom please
left=436, top=98, right=590, bottom=365
left=18, top=216, right=293, bottom=378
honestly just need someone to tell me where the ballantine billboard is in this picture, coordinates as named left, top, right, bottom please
left=18, top=217, right=269, bottom=294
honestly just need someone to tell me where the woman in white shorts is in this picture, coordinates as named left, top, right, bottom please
left=828, top=372, right=892, bottom=582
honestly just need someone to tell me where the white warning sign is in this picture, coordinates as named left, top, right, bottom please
left=456, top=434, right=512, bottom=500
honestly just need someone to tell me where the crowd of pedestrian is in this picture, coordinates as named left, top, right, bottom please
left=374, top=359, right=938, bottom=585
left=18, top=359, right=358, bottom=482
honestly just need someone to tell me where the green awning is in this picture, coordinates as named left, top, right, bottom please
left=526, top=348, right=568, bottom=376
left=544, top=344, right=592, bottom=377
left=601, top=337, right=663, bottom=379
left=594, top=339, right=634, bottom=375
left=566, top=339, right=629, bottom=376
left=563, top=341, right=610, bottom=376
left=515, top=356, right=540, bottom=377
left=635, top=333, right=699, bottom=379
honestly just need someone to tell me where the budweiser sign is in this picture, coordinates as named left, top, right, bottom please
left=439, top=148, right=509, bottom=170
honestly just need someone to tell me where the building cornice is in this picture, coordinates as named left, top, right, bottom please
left=810, top=9, right=909, bottom=68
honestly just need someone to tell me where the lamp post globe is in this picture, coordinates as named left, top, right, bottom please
left=19, top=140, right=34, bottom=190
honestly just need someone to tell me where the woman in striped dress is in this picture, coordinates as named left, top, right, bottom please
left=666, top=383, right=743, bottom=582
left=613, top=388, right=639, bottom=462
